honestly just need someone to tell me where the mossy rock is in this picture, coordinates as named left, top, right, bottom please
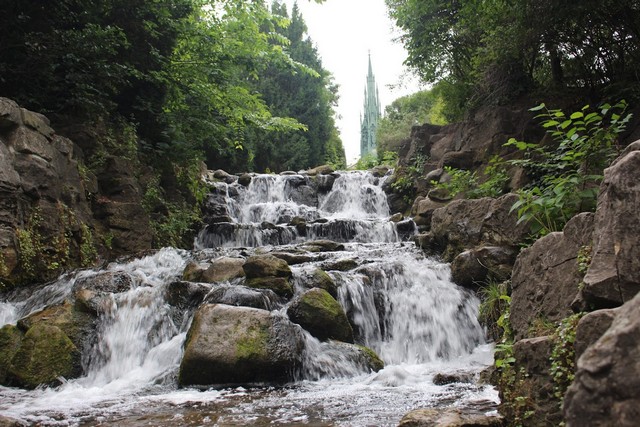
left=356, top=344, right=385, bottom=372
left=8, top=323, right=81, bottom=389
left=246, top=277, right=293, bottom=298
left=179, top=304, right=305, bottom=387
left=17, top=300, right=96, bottom=353
left=303, top=269, right=338, bottom=299
left=243, top=255, right=292, bottom=279
left=287, top=288, right=354, bottom=343
left=0, top=325, right=23, bottom=384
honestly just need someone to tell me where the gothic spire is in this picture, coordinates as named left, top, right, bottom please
left=360, top=52, right=380, bottom=158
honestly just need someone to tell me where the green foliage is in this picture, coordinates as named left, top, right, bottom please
left=385, top=0, right=640, bottom=117
left=79, top=224, right=99, bottom=268
left=550, top=314, right=583, bottom=403
left=577, top=245, right=592, bottom=275
left=430, top=157, right=509, bottom=199
left=506, top=101, right=631, bottom=238
left=478, top=281, right=511, bottom=342
left=376, top=87, right=448, bottom=154
left=353, top=152, right=381, bottom=170
left=143, top=175, right=202, bottom=249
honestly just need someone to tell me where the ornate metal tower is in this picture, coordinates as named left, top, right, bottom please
left=360, top=52, right=381, bottom=158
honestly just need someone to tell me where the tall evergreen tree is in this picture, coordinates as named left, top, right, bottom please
left=241, top=1, right=346, bottom=172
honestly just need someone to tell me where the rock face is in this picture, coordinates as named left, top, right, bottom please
left=0, top=98, right=95, bottom=282
left=178, top=304, right=305, bottom=387
left=416, top=194, right=528, bottom=262
left=287, top=288, right=354, bottom=343
left=582, top=141, right=640, bottom=308
left=510, top=213, right=594, bottom=340
left=563, top=292, right=640, bottom=426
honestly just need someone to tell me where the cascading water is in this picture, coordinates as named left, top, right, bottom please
left=0, top=170, right=497, bottom=426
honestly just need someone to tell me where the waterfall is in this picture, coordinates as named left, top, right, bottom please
left=0, top=171, right=495, bottom=426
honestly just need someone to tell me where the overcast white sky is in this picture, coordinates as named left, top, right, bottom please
left=282, top=0, right=423, bottom=163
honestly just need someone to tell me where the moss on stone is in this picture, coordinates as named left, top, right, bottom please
left=246, top=277, right=293, bottom=298
left=310, top=269, right=338, bottom=298
left=356, top=344, right=385, bottom=372
left=235, top=324, right=269, bottom=361
left=287, top=287, right=354, bottom=343
left=0, top=324, right=23, bottom=385
left=8, top=323, right=81, bottom=389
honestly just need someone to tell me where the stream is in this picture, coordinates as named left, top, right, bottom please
left=0, top=170, right=498, bottom=426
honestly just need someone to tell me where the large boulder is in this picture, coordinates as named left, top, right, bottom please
left=201, top=257, right=245, bottom=283
left=563, top=292, right=640, bottom=426
left=6, top=323, right=81, bottom=389
left=0, top=98, right=98, bottom=282
left=297, top=268, right=338, bottom=298
left=582, top=141, right=640, bottom=308
left=204, top=284, right=280, bottom=311
left=243, top=254, right=292, bottom=279
left=510, top=213, right=594, bottom=340
left=573, top=308, right=617, bottom=360
left=178, top=304, right=305, bottom=387
left=451, top=245, right=517, bottom=289
left=287, top=288, right=354, bottom=343
left=417, top=193, right=529, bottom=261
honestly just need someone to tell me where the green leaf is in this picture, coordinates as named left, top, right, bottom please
left=529, top=103, right=546, bottom=112
left=570, top=111, right=584, bottom=119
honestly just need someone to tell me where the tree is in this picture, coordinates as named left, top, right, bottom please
left=377, top=86, right=447, bottom=154
left=385, top=0, right=640, bottom=118
left=239, top=1, right=346, bottom=172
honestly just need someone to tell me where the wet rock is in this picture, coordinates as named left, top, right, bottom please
left=201, top=257, right=245, bottom=283
left=212, top=169, right=237, bottom=184
left=246, top=277, right=293, bottom=298
left=165, top=281, right=211, bottom=310
left=301, top=240, right=345, bottom=253
left=0, top=414, right=28, bottom=427
left=398, top=408, right=504, bottom=427
left=182, top=261, right=207, bottom=282
left=298, top=268, right=338, bottom=298
left=7, top=323, right=81, bottom=389
left=582, top=142, right=640, bottom=308
left=306, top=165, right=334, bottom=176
left=396, top=219, right=417, bottom=240
left=323, top=258, right=358, bottom=272
left=287, top=288, right=354, bottom=343
left=432, top=371, right=474, bottom=385
left=564, top=292, right=640, bottom=426
left=205, top=285, right=280, bottom=310
left=573, top=308, right=617, bottom=360
left=178, top=304, right=305, bottom=387
left=238, top=173, right=252, bottom=186
left=316, top=173, right=336, bottom=192
left=451, top=246, right=517, bottom=289
left=389, top=213, right=404, bottom=222
left=270, top=251, right=316, bottom=265
left=0, top=325, right=23, bottom=384
left=306, top=341, right=384, bottom=378
left=510, top=213, right=594, bottom=340
left=289, top=216, right=307, bottom=236
left=243, top=254, right=292, bottom=279
left=73, top=272, right=134, bottom=314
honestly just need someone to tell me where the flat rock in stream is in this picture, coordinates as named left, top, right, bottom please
left=398, top=408, right=504, bottom=427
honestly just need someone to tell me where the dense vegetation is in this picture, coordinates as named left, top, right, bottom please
left=0, top=0, right=342, bottom=176
left=386, top=0, right=640, bottom=120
